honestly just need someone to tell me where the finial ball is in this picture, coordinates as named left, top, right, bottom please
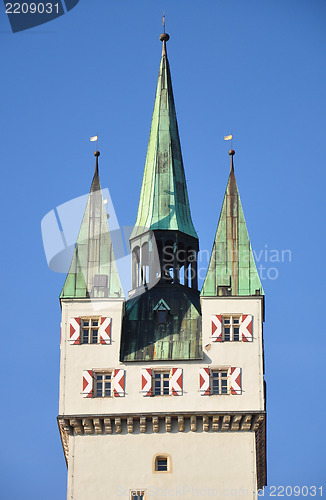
left=229, top=149, right=235, bottom=156
left=94, top=151, right=100, bottom=157
left=159, top=33, right=170, bottom=42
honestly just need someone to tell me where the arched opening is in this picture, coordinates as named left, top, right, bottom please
left=132, top=246, right=140, bottom=289
left=141, top=242, right=149, bottom=285
left=177, top=243, right=185, bottom=285
left=188, top=247, right=198, bottom=289
left=163, top=239, right=174, bottom=283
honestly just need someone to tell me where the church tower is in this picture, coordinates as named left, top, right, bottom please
left=58, top=31, right=267, bottom=500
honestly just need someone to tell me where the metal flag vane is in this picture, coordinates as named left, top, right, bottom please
left=224, top=134, right=233, bottom=149
left=90, top=134, right=99, bottom=149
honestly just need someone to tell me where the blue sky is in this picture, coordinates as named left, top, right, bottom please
left=1, top=1, right=326, bottom=498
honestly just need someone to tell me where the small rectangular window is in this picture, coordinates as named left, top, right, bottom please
left=157, top=458, right=168, bottom=471
left=94, top=372, right=112, bottom=397
left=130, top=490, right=146, bottom=500
left=155, top=455, right=169, bottom=472
left=81, top=317, right=100, bottom=344
left=211, top=369, right=229, bottom=395
left=222, top=316, right=241, bottom=341
left=153, top=370, right=170, bottom=396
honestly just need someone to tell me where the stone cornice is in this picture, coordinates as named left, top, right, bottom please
left=57, top=411, right=266, bottom=488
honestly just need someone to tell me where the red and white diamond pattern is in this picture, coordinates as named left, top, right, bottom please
left=141, top=368, right=153, bottom=396
left=230, top=367, right=242, bottom=394
left=82, top=370, right=93, bottom=398
left=113, top=369, right=125, bottom=397
left=211, top=315, right=222, bottom=342
left=199, top=367, right=210, bottom=395
left=99, top=317, right=111, bottom=344
left=170, top=368, right=183, bottom=396
left=69, top=317, right=81, bottom=345
left=240, top=314, right=253, bottom=342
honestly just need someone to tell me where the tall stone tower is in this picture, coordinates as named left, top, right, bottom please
left=58, top=31, right=267, bottom=500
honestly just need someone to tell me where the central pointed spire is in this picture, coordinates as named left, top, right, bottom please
left=120, top=31, right=202, bottom=362
left=131, top=31, right=198, bottom=240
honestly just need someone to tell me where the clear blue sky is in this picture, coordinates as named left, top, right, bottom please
left=1, top=1, right=325, bottom=498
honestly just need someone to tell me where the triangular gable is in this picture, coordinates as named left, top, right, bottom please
left=153, top=298, right=171, bottom=311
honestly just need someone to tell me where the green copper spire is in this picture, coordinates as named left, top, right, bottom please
left=201, top=150, right=264, bottom=297
left=60, top=151, right=124, bottom=299
left=131, top=32, right=198, bottom=240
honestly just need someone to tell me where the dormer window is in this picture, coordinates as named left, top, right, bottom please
left=153, top=298, right=171, bottom=324
left=157, top=310, right=167, bottom=324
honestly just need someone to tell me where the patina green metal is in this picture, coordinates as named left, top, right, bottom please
left=201, top=152, right=264, bottom=297
left=60, top=153, right=124, bottom=299
left=120, top=285, right=202, bottom=362
left=130, top=39, right=198, bottom=240
left=120, top=36, right=202, bottom=362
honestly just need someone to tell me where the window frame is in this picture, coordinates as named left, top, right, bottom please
left=93, top=370, right=113, bottom=398
left=210, top=367, right=230, bottom=395
left=153, top=453, right=172, bottom=474
left=222, top=315, right=241, bottom=342
left=152, top=369, right=171, bottom=396
left=80, top=317, right=101, bottom=345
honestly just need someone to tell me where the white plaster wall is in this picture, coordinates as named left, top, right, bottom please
left=200, top=296, right=265, bottom=412
left=59, top=296, right=265, bottom=416
left=67, top=431, right=257, bottom=500
left=59, top=298, right=125, bottom=415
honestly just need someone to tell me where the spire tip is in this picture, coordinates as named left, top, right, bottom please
left=229, top=149, right=235, bottom=156
left=94, top=151, right=100, bottom=157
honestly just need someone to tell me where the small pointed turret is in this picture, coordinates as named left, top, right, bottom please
left=60, top=151, right=124, bottom=299
left=201, top=150, right=263, bottom=297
